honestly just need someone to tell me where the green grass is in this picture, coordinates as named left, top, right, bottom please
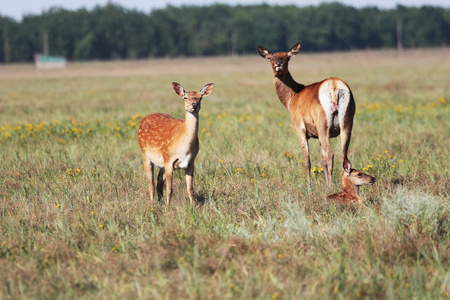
left=0, top=49, right=449, bottom=299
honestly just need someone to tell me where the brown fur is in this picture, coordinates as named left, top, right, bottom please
left=138, top=82, right=214, bottom=207
left=327, top=168, right=376, bottom=204
left=258, top=42, right=356, bottom=186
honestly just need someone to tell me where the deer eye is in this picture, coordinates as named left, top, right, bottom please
left=357, top=173, right=362, bottom=177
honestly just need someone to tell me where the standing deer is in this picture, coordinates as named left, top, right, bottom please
left=258, top=42, right=355, bottom=187
left=138, top=82, right=214, bottom=206
left=327, top=165, right=376, bottom=204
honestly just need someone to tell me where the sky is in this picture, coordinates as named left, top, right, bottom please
left=1, top=0, right=449, bottom=21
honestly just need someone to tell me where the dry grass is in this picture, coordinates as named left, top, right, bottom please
left=0, top=48, right=449, bottom=299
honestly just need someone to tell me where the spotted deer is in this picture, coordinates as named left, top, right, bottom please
left=327, top=165, right=376, bottom=204
left=138, top=82, right=214, bottom=206
left=258, top=42, right=355, bottom=187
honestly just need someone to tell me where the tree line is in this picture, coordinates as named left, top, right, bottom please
left=1, top=2, right=449, bottom=62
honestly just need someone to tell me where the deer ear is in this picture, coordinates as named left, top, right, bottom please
left=172, top=82, right=186, bottom=97
left=288, top=42, right=301, bottom=57
left=343, top=159, right=351, bottom=175
left=258, top=46, right=271, bottom=59
left=200, top=83, right=214, bottom=97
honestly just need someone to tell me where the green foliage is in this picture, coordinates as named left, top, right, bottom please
left=382, top=188, right=449, bottom=238
left=1, top=3, right=450, bottom=62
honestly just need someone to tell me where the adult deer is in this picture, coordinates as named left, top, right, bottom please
left=138, top=82, right=214, bottom=206
left=327, top=165, right=376, bottom=204
left=258, top=42, right=355, bottom=187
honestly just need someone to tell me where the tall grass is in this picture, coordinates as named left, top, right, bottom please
left=0, top=49, right=449, bottom=298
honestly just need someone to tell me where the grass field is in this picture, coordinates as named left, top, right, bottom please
left=0, top=48, right=449, bottom=299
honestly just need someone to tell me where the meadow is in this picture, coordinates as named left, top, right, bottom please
left=0, top=48, right=449, bottom=299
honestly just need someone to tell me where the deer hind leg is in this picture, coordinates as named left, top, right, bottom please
left=142, top=152, right=155, bottom=204
left=317, top=127, right=334, bottom=187
left=340, top=118, right=353, bottom=171
left=185, top=164, right=195, bottom=205
left=297, top=131, right=311, bottom=183
left=156, top=167, right=165, bottom=201
left=320, top=142, right=334, bottom=187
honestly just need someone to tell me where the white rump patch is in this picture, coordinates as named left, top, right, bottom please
left=318, top=79, right=351, bottom=130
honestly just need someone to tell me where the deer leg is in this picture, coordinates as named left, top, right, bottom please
left=317, top=127, right=334, bottom=187
left=164, top=164, right=174, bottom=207
left=142, top=152, right=155, bottom=205
left=185, top=164, right=195, bottom=205
left=320, top=143, right=334, bottom=187
left=156, top=167, right=165, bottom=201
left=297, top=131, right=311, bottom=183
left=340, top=119, right=353, bottom=171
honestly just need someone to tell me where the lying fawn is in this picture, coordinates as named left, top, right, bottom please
left=258, top=43, right=355, bottom=187
left=327, top=165, right=376, bottom=204
left=138, top=82, right=214, bottom=206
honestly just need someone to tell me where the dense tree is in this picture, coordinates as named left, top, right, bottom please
left=0, top=2, right=449, bottom=63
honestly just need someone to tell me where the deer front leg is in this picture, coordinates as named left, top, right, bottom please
left=164, top=164, right=174, bottom=207
left=185, top=164, right=195, bottom=205
left=297, top=131, right=311, bottom=183
left=142, top=152, right=155, bottom=205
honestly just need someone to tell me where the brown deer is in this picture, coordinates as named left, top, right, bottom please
left=258, top=42, right=355, bottom=187
left=327, top=165, right=376, bottom=204
left=138, top=82, right=214, bottom=206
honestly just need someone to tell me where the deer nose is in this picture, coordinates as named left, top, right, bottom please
left=275, top=61, right=283, bottom=67
left=192, top=102, right=199, bottom=110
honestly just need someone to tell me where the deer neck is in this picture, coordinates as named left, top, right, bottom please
left=341, top=176, right=360, bottom=197
left=184, top=110, right=199, bottom=140
left=273, top=71, right=304, bottom=110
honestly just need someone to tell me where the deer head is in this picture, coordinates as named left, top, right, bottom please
left=346, top=169, right=376, bottom=187
left=172, top=82, right=214, bottom=114
left=258, top=42, right=301, bottom=76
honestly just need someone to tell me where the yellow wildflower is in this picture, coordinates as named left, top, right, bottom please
left=72, top=127, right=82, bottom=135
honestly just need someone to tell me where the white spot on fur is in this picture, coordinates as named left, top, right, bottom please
left=177, top=154, right=192, bottom=169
